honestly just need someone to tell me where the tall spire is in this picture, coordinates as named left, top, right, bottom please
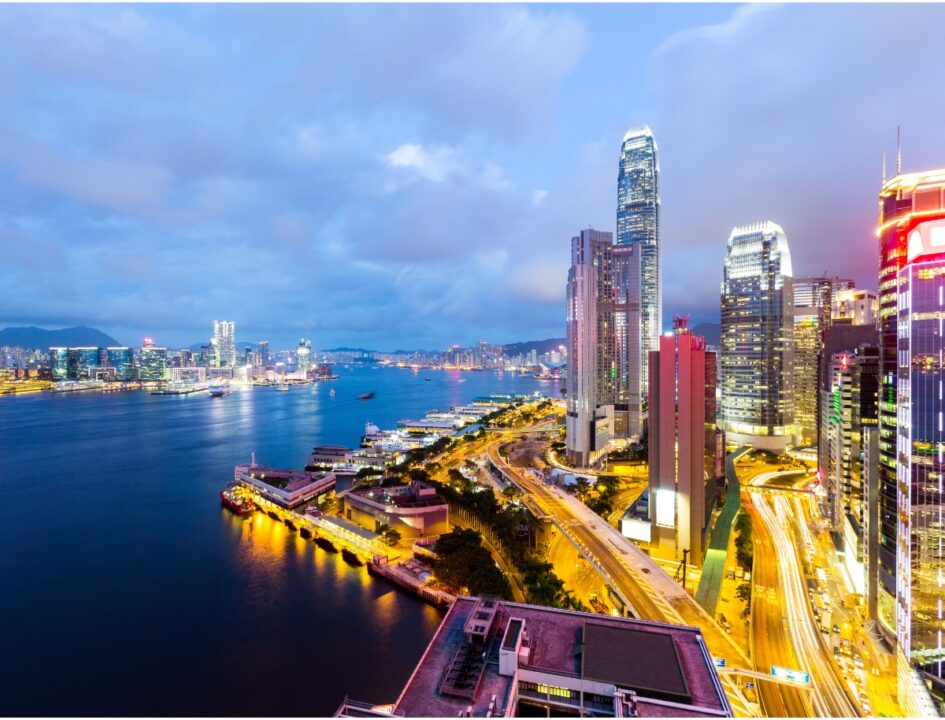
left=897, top=125, right=902, bottom=175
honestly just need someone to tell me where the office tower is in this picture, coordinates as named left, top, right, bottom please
left=566, top=228, right=616, bottom=466
left=893, top=212, right=945, bottom=664
left=49, top=347, right=68, bottom=380
left=613, top=244, right=644, bottom=438
left=297, top=338, right=312, bottom=374
left=648, top=317, right=720, bottom=565
left=212, top=320, right=236, bottom=367
left=138, top=341, right=168, bottom=381
left=258, top=341, right=270, bottom=366
left=720, top=222, right=794, bottom=450
left=793, top=277, right=852, bottom=445
left=832, top=288, right=878, bottom=326
left=66, top=347, right=100, bottom=380
left=877, top=167, right=945, bottom=643
left=820, top=345, right=878, bottom=593
left=617, top=126, right=660, bottom=394
left=105, top=347, right=134, bottom=381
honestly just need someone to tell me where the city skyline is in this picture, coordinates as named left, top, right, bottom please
left=3, top=4, right=945, bottom=349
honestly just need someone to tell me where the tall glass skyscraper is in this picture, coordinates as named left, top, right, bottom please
left=617, top=126, right=660, bottom=398
left=877, top=168, right=945, bottom=644
left=720, top=222, right=794, bottom=451
left=212, top=320, right=236, bottom=367
left=105, top=347, right=134, bottom=381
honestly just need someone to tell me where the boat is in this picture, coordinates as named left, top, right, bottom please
left=424, top=377, right=431, bottom=381
left=330, top=388, right=335, bottom=398
left=208, top=383, right=229, bottom=397
left=342, top=548, right=364, bottom=566
left=357, top=391, right=376, bottom=400
left=220, top=483, right=254, bottom=515
left=276, top=381, right=289, bottom=391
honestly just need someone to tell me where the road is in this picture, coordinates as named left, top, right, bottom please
left=747, top=486, right=859, bottom=717
left=487, top=441, right=752, bottom=668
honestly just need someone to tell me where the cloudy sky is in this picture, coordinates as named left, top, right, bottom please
left=2, top=3, right=944, bottom=350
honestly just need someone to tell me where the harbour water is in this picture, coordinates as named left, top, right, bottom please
left=0, top=366, right=557, bottom=716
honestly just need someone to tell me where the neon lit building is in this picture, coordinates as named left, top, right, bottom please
left=138, top=340, right=168, bottom=381
left=720, top=222, right=794, bottom=451
left=617, top=126, right=660, bottom=396
left=833, top=288, right=878, bottom=326
left=566, top=229, right=616, bottom=466
left=648, top=317, right=720, bottom=565
left=877, top=168, right=945, bottom=644
left=212, top=320, right=236, bottom=367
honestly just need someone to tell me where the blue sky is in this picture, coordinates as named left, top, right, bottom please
left=2, top=3, right=944, bottom=351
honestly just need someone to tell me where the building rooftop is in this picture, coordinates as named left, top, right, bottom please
left=381, top=597, right=730, bottom=718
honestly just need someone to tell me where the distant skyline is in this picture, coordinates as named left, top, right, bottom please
left=2, top=4, right=944, bottom=349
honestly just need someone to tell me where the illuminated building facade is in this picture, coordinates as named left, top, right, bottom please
left=566, top=229, right=616, bottom=466
left=648, top=317, right=720, bottom=565
left=794, top=277, right=853, bottom=445
left=877, top=168, right=945, bottom=643
left=297, top=338, right=312, bottom=374
left=138, top=341, right=167, bottom=381
left=212, top=320, right=236, bottom=367
left=66, top=347, right=100, bottom=380
left=895, top=214, right=945, bottom=664
left=832, top=288, right=878, bottom=326
left=104, top=347, right=134, bottom=381
left=49, top=347, right=68, bottom=380
left=720, top=222, right=794, bottom=450
left=617, top=126, right=660, bottom=396
left=612, top=243, right=643, bottom=438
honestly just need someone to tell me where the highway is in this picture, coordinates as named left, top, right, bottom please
left=486, top=441, right=753, bottom=671
left=747, top=488, right=859, bottom=717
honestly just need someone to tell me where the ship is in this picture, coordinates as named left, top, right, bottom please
left=275, top=381, right=289, bottom=391
left=329, top=388, right=336, bottom=398
left=220, top=483, right=254, bottom=515
left=357, top=391, right=376, bottom=400
left=208, top=383, right=229, bottom=397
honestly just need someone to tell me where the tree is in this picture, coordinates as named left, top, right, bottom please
left=382, top=527, right=402, bottom=547
left=735, top=582, right=751, bottom=603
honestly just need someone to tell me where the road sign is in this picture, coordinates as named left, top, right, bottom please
left=770, top=665, right=811, bottom=685
left=713, top=657, right=726, bottom=668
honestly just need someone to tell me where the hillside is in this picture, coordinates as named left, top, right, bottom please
left=502, top=337, right=566, bottom=357
left=0, top=326, right=120, bottom=349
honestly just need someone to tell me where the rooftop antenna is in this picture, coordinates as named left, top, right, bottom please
left=897, top=126, right=902, bottom=175
left=882, top=152, right=887, bottom=183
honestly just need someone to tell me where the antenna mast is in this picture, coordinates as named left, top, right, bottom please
left=897, top=126, right=902, bottom=175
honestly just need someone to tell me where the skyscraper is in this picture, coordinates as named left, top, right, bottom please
left=566, top=228, right=616, bottom=466
left=617, top=126, right=660, bottom=395
left=648, top=317, right=720, bottom=565
left=138, top=339, right=167, bottom=381
left=890, top=203, right=945, bottom=664
left=877, top=167, right=945, bottom=643
left=297, top=338, right=312, bottom=374
left=49, top=347, right=68, bottom=380
left=720, top=222, right=794, bottom=451
left=212, top=320, right=236, bottom=367
left=105, top=347, right=134, bottom=381
left=612, top=243, right=643, bottom=438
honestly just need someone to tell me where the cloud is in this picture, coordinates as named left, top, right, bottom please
left=531, top=189, right=549, bottom=207
left=385, top=144, right=460, bottom=183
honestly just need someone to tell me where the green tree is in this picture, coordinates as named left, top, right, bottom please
left=735, top=582, right=751, bottom=603
left=382, top=527, right=402, bottom=547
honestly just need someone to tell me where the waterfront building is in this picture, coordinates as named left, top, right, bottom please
left=66, top=347, right=100, bottom=380
left=648, top=317, right=721, bottom=566
left=893, top=209, right=945, bottom=665
left=832, top=288, right=878, bottom=326
left=820, top=345, right=878, bottom=593
left=343, top=480, right=448, bottom=538
left=876, top=167, right=945, bottom=645
left=297, top=338, right=312, bottom=374
left=212, top=320, right=236, bottom=367
left=335, top=596, right=732, bottom=718
left=138, top=341, right=167, bottom=381
left=566, top=228, right=616, bottom=466
left=104, top=347, right=134, bottom=381
left=613, top=243, right=644, bottom=438
left=234, top=463, right=335, bottom=509
left=720, top=222, right=795, bottom=450
left=49, top=347, right=68, bottom=380
left=617, top=125, right=660, bottom=395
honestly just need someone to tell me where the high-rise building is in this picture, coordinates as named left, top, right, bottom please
left=877, top=167, right=945, bottom=643
left=617, top=126, right=660, bottom=395
left=138, top=341, right=167, bottom=381
left=297, top=338, right=312, bottom=374
left=820, top=344, right=878, bottom=594
left=893, top=211, right=945, bottom=664
left=49, top=347, right=68, bottom=380
left=212, top=320, right=236, bottom=367
left=258, top=340, right=270, bottom=367
left=720, top=222, right=794, bottom=450
left=832, top=288, right=878, bottom=326
left=104, top=347, right=134, bottom=381
left=566, top=229, right=616, bottom=466
left=648, top=317, right=721, bottom=565
left=612, top=244, right=643, bottom=439
left=66, top=347, right=100, bottom=380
